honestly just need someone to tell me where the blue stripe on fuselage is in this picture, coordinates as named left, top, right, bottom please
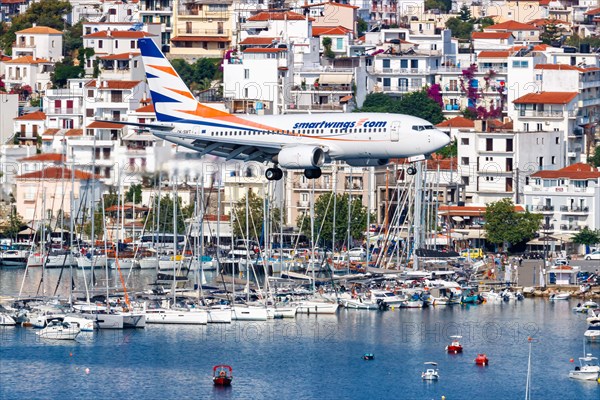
left=138, top=38, right=164, bottom=58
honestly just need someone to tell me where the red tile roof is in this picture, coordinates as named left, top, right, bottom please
left=135, top=104, right=155, bottom=113
left=510, top=44, right=549, bottom=51
left=84, top=30, right=155, bottom=39
left=239, top=37, right=279, bottom=45
left=42, top=128, right=60, bottom=136
left=19, top=153, right=64, bottom=163
left=15, top=111, right=46, bottom=121
left=99, top=52, right=140, bottom=60
left=584, top=7, right=600, bottom=15
left=534, top=64, right=600, bottom=72
left=426, top=157, right=458, bottom=170
left=539, top=0, right=551, bottom=5
left=528, top=18, right=569, bottom=27
left=0, top=54, right=11, bottom=61
left=312, top=26, right=352, bottom=36
left=487, top=20, right=539, bottom=31
left=64, top=129, right=83, bottom=136
left=531, top=163, right=600, bottom=179
left=301, top=2, right=359, bottom=8
left=243, top=48, right=287, bottom=53
left=513, top=91, right=578, bottom=104
left=436, top=116, right=475, bottom=128
left=0, top=0, right=27, bottom=4
left=87, top=121, right=124, bottom=129
left=17, top=167, right=97, bottom=180
left=477, top=50, right=511, bottom=58
left=5, top=55, right=51, bottom=64
left=472, top=32, right=513, bottom=39
left=85, top=80, right=142, bottom=89
left=248, top=11, right=313, bottom=21
left=17, top=26, right=62, bottom=35
left=170, top=36, right=230, bottom=42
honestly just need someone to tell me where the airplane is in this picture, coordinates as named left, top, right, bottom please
left=131, top=38, right=450, bottom=181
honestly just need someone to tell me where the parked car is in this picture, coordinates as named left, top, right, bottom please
left=584, top=250, right=600, bottom=260
left=348, top=247, right=367, bottom=260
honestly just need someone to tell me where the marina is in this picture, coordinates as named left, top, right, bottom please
left=1, top=268, right=600, bottom=399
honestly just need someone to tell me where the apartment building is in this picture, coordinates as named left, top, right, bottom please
left=484, top=20, right=541, bottom=45
left=139, top=0, right=174, bottom=49
left=43, top=79, right=88, bottom=132
left=3, top=56, right=54, bottom=92
left=12, top=25, right=63, bottom=61
left=12, top=111, right=46, bottom=145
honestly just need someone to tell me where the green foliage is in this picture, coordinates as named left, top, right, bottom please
left=171, top=58, right=219, bottom=92
left=51, top=58, right=84, bottom=88
left=125, top=184, right=143, bottom=204
left=147, top=195, right=193, bottom=234
left=322, top=36, right=335, bottom=59
left=358, top=91, right=444, bottom=124
left=564, top=34, right=600, bottom=48
left=589, top=145, right=600, bottom=167
left=446, top=17, right=474, bottom=40
left=83, top=211, right=103, bottom=239
left=357, top=17, right=368, bottom=37
left=572, top=227, right=600, bottom=246
left=436, top=140, right=457, bottom=158
left=459, top=5, right=472, bottom=22
left=479, top=17, right=495, bottom=29
left=296, top=193, right=372, bottom=249
left=540, top=23, right=564, bottom=45
left=64, top=21, right=83, bottom=57
left=30, top=98, right=41, bottom=107
left=0, top=0, right=72, bottom=55
left=484, top=198, right=543, bottom=249
left=461, top=107, right=478, bottom=120
left=424, top=0, right=452, bottom=12
left=2, top=206, right=25, bottom=240
left=230, top=190, right=280, bottom=241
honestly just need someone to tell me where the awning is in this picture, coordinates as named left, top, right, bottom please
left=319, top=73, right=352, bottom=85
left=171, top=36, right=230, bottom=43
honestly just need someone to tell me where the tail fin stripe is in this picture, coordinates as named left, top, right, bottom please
left=147, top=64, right=178, bottom=77
left=167, top=87, right=195, bottom=100
left=145, top=73, right=159, bottom=79
left=150, top=90, right=179, bottom=103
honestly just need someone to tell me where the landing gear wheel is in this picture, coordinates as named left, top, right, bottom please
left=406, top=166, right=417, bottom=175
left=265, top=167, right=283, bottom=181
left=304, top=168, right=322, bottom=179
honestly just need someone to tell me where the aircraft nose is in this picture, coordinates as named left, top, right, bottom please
left=433, top=130, right=451, bottom=151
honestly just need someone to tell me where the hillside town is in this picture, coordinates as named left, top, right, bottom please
left=0, top=0, right=599, bottom=261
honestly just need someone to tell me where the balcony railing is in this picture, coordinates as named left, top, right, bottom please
left=532, top=205, right=554, bottom=212
left=287, top=104, right=344, bottom=111
left=559, top=206, right=589, bottom=212
left=297, top=201, right=309, bottom=208
left=176, top=28, right=229, bottom=36
left=46, top=107, right=82, bottom=115
left=368, top=67, right=437, bottom=75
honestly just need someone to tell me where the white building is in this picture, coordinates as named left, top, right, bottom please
left=43, top=79, right=88, bottom=131
left=456, top=120, right=564, bottom=205
left=13, top=111, right=46, bottom=145
left=524, top=163, right=600, bottom=235
left=12, top=25, right=63, bottom=62
left=3, top=56, right=54, bottom=92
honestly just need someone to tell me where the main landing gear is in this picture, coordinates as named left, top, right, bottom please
left=304, top=168, right=322, bottom=179
left=406, top=166, right=417, bottom=175
left=265, top=167, right=283, bottom=181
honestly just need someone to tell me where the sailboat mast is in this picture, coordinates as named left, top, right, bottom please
left=172, top=175, right=178, bottom=305
left=246, top=189, right=250, bottom=303
left=69, top=149, right=75, bottom=305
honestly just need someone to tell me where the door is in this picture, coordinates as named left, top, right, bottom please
left=390, top=121, right=400, bottom=142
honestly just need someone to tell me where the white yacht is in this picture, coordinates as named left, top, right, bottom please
left=36, top=320, right=80, bottom=340
left=294, top=300, right=339, bottom=314
left=421, top=362, right=439, bottom=380
left=207, top=305, right=232, bottom=323
left=569, top=354, right=600, bottom=381
left=231, top=305, right=268, bottom=321
left=144, top=307, right=208, bottom=324
left=0, top=312, right=16, bottom=326
left=584, top=321, right=600, bottom=342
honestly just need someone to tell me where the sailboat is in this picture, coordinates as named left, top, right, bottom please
left=569, top=339, right=600, bottom=381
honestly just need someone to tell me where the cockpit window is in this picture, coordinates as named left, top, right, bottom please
left=412, top=125, right=435, bottom=131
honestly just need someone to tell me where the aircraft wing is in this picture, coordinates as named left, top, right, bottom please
left=151, top=130, right=282, bottom=163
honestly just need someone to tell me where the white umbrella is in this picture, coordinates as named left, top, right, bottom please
left=539, top=266, right=546, bottom=288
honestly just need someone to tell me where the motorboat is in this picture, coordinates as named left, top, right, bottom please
left=0, top=312, right=16, bottom=326
left=460, top=287, right=482, bottom=304
left=369, top=289, right=406, bottom=307
left=569, top=354, right=600, bottom=381
left=475, top=354, right=489, bottom=366
left=363, top=353, right=375, bottom=360
left=33, top=314, right=94, bottom=332
left=213, top=365, right=233, bottom=386
left=446, top=336, right=463, bottom=354
left=36, top=320, right=80, bottom=340
left=549, top=293, right=570, bottom=301
left=293, top=300, right=339, bottom=314
left=421, top=362, right=439, bottom=380
left=584, top=321, right=600, bottom=342
left=573, top=301, right=600, bottom=313
left=500, top=288, right=524, bottom=302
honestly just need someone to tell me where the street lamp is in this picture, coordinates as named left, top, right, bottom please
left=543, top=216, right=551, bottom=269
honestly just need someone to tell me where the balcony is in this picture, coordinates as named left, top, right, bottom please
left=518, top=110, right=566, bottom=119
left=579, top=79, right=600, bottom=90
left=176, top=28, right=229, bottom=36
left=559, top=206, right=589, bottom=213
left=46, top=107, right=82, bottom=115
left=532, top=205, right=554, bottom=212
left=367, top=67, right=437, bottom=75
left=286, top=104, right=344, bottom=112
left=578, top=98, right=600, bottom=107
left=297, top=201, right=309, bottom=208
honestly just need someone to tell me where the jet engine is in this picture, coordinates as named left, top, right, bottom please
left=344, top=158, right=389, bottom=167
left=275, top=146, right=325, bottom=169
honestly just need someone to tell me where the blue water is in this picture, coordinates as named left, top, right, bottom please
left=1, top=268, right=599, bottom=399
left=1, top=300, right=599, bottom=399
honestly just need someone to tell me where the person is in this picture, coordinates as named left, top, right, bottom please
left=220, top=370, right=226, bottom=377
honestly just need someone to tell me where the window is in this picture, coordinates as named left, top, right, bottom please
left=537, top=123, right=542, bottom=131
left=462, top=176, right=469, bottom=185
left=244, top=69, right=249, bottom=79
left=86, top=109, right=94, bottom=117
left=555, top=137, right=559, bottom=144
left=383, top=77, right=390, bottom=87
left=383, top=59, right=390, bottom=68
left=398, top=78, right=408, bottom=90
left=552, top=156, right=556, bottom=164
left=336, top=38, right=343, bottom=50
left=98, top=40, right=103, bottom=49
left=461, top=157, right=469, bottom=166
left=115, top=40, right=119, bottom=49
left=524, top=123, right=529, bottom=132
left=400, top=59, right=408, bottom=68
left=506, top=138, right=513, bottom=151
left=535, top=74, right=542, bottom=81
left=186, top=21, right=192, bottom=34
left=506, top=158, right=513, bottom=172
left=410, top=59, right=418, bottom=68
left=538, top=157, right=544, bottom=168
left=512, top=60, right=528, bottom=68
left=111, top=90, right=123, bottom=103
left=461, top=138, right=469, bottom=145
left=486, top=138, right=493, bottom=151
left=506, top=177, right=513, bottom=192
left=131, top=40, right=136, bottom=48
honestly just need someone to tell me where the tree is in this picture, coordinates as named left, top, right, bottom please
left=322, top=36, right=335, bottom=59
left=83, top=210, right=103, bottom=239
left=0, top=0, right=72, bottom=55
left=63, top=21, right=83, bottom=57
left=50, top=58, right=84, bottom=88
left=445, top=17, right=473, bottom=40
left=230, top=190, right=280, bottom=242
left=146, top=194, right=193, bottom=234
left=425, top=0, right=452, bottom=12
left=2, top=206, right=25, bottom=241
left=478, top=17, right=495, bottom=29
left=171, top=58, right=219, bottom=92
left=484, top=198, right=543, bottom=250
left=396, top=90, right=445, bottom=124
left=572, top=227, right=600, bottom=250
left=296, top=193, right=371, bottom=249
left=589, top=145, right=600, bottom=167
left=358, top=92, right=396, bottom=112
left=458, top=5, right=472, bottom=22
left=540, top=22, right=564, bottom=45
left=125, top=184, right=143, bottom=204
left=357, top=17, right=368, bottom=37
left=436, top=140, right=457, bottom=158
